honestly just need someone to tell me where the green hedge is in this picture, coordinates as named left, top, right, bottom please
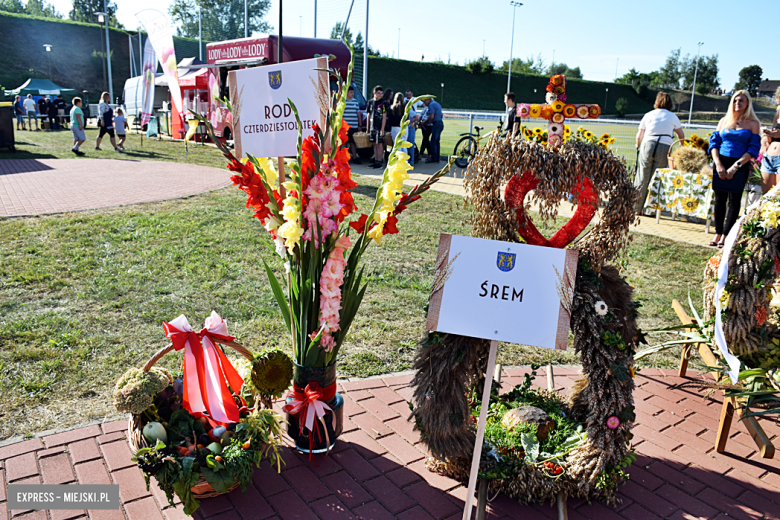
left=365, top=56, right=654, bottom=115
left=0, top=11, right=204, bottom=103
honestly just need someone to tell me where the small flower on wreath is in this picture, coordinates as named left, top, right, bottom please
left=606, top=416, right=621, bottom=429
left=576, top=105, right=590, bottom=119
left=550, top=74, right=564, bottom=87
left=720, top=289, right=731, bottom=309
left=551, top=112, right=565, bottom=124
left=756, top=304, right=769, bottom=326
left=545, top=92, right=557, bottom=104
left=562, top=104, right=576, bottom=118
left=595, top=300, right=608, bottom=316
left=529, top=104, right=542, bottom=118
left=548, top=134, right=563, bottom=148
left=558, top=93, right=568, bottom=103
left=551, top=100, right=565, bottom=113
left=517, top=104, right=531, bottom=118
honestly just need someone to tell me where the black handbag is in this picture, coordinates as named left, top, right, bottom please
left=711, top=164, right=747, bottom=193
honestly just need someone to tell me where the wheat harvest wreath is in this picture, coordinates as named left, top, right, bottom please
left=410, top=132, right=641, bottom=507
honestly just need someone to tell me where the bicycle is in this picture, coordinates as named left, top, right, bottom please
left=452, top=118, right=504, bottom=168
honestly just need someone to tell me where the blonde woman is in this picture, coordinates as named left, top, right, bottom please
left=760, top=86, right=780, bottom=193
left=708, top=90, right=761, bottom=247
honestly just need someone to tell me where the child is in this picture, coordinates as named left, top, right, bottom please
left=114, top=108, right=127, bottom=151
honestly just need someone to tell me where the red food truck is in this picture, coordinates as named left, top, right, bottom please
left=171, top=35, right=363, bottom=141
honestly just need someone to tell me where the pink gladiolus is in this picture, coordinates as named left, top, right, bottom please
left=302, top=173, right=344, bottom=247
left=314, top=234, right=352, bottom=351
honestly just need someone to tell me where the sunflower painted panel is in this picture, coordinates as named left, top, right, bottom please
left=645, top=168, right=714, bottom=219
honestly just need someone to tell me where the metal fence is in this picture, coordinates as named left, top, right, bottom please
left=440, top=110, right=718, bottom=170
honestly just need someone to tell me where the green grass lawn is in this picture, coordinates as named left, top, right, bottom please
left=8, top=126, right=227, bottom=168
left=0, top=131, right=714, bottom=440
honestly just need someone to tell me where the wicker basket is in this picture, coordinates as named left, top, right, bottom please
left=353, top=131, right=370, bottom=149
left=127, top=339, right=255, bottom=499
left=666, top=138, right=685, bottom=170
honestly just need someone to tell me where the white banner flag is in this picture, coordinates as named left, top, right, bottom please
left=140, top=36, right=156, bottom=126
left=136, top=9, right=183, bottom=120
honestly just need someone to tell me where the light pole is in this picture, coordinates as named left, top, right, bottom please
left=441, top=83, right=444, bottom=105
left=688, top=42, right=704, bottom=125
left=244, top=0, right=248, bottom=38
left=96, top=5, right=113, bottom=103
left=94, top=12, right=107, bottom=93
left=604, top=87, right=609, bottom=112
left=363, top=0, right=369, bottom=100
left=507, top=2, right=523, bottom=94
left=314, top=0, right=317, bottom=37
left=43, top=44, right=52, bottom=78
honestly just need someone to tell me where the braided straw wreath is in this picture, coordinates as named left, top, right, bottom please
left=411, top=133, right=640, bottom=506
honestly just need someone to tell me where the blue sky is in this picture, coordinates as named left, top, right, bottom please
left=47, top=0, right=776, bottom=89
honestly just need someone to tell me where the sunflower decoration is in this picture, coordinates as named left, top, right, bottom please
left=600, top=133, right=610, bottom=141
left=584, top=130, right=594, bottom=139
left=564, top=125, right=572, bottom=137
left=681, top=196, right=699, bottom=212
left=249, top=347, right=294, bottom=408
left=533, top=126, right=543, bottom=136
left=672, top=173, right=685, bottom=189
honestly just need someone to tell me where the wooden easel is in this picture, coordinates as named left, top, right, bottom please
left=673, top=299, right=775, bottom=458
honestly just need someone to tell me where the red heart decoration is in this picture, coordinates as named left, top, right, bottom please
left=505, top=171, right=598, bottom=249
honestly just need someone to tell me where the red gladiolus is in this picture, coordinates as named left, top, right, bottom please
left=383, top=215, right=399, bottom=235
left=339, top=119, right=349, bottom=146
left=756, top=305, right=768, bottom=326
left=349, top=214, right=368, bottom=234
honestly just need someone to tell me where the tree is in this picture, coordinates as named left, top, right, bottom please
left=170, top=0, right=270, bottom=40
left=615, top=97, right=628, bottom=118
left=352, top=32, right=380, bottom=56
left=681, top=54, right=719, bottom=91
left=548, top=62, right=582, bottom=79
left=500, top=54, right=546, bottom=75
left=654, top=48, right=682, bottom=89
left=329, top=22, right=353, bottom=47
left=467, top=56, right=493, bottom=74
left=0, top=0, right=25, bottom=13
left=26, top=0, right=61, bottom=18
left=70, top=0, right=122, bottom=28
left=0, top=0, right=61, bottom=18
left=735, top=65, right=763, bottom=96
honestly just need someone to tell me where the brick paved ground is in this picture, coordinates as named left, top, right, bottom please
left=0, top=159, right=230, bottom=217
left=2, top=367, right=779, bottom=519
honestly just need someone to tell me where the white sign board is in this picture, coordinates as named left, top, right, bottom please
left=426, top=234, right=577, bottom=350
left=228, top=57, right=328, bottom=159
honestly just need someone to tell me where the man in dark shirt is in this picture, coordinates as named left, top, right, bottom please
left=504, top=93, right=518, bottom=139
left=48, top=97, right=60, bottom=130
left=54, top=95, right=67, bottom=129
left=422, top=98, right=444, bottom=163
left=37, top=97, right=49, bottom=128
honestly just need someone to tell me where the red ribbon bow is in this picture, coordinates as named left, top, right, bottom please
left=163, top=311, right=244, bottom=425
left=283, top=381, right=337, bottom=457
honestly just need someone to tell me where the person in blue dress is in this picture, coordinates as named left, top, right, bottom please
left=708, top=90, right=761, bottom=248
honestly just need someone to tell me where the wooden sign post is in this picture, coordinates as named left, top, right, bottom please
left=426, top=234, right=578, bottom=520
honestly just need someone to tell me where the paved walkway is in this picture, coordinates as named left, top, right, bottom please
left=2, top=368, right=778, bottom=520
left=0, top=159, right=230, bottom=218
left=353, top=161, right=716, bottom=248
